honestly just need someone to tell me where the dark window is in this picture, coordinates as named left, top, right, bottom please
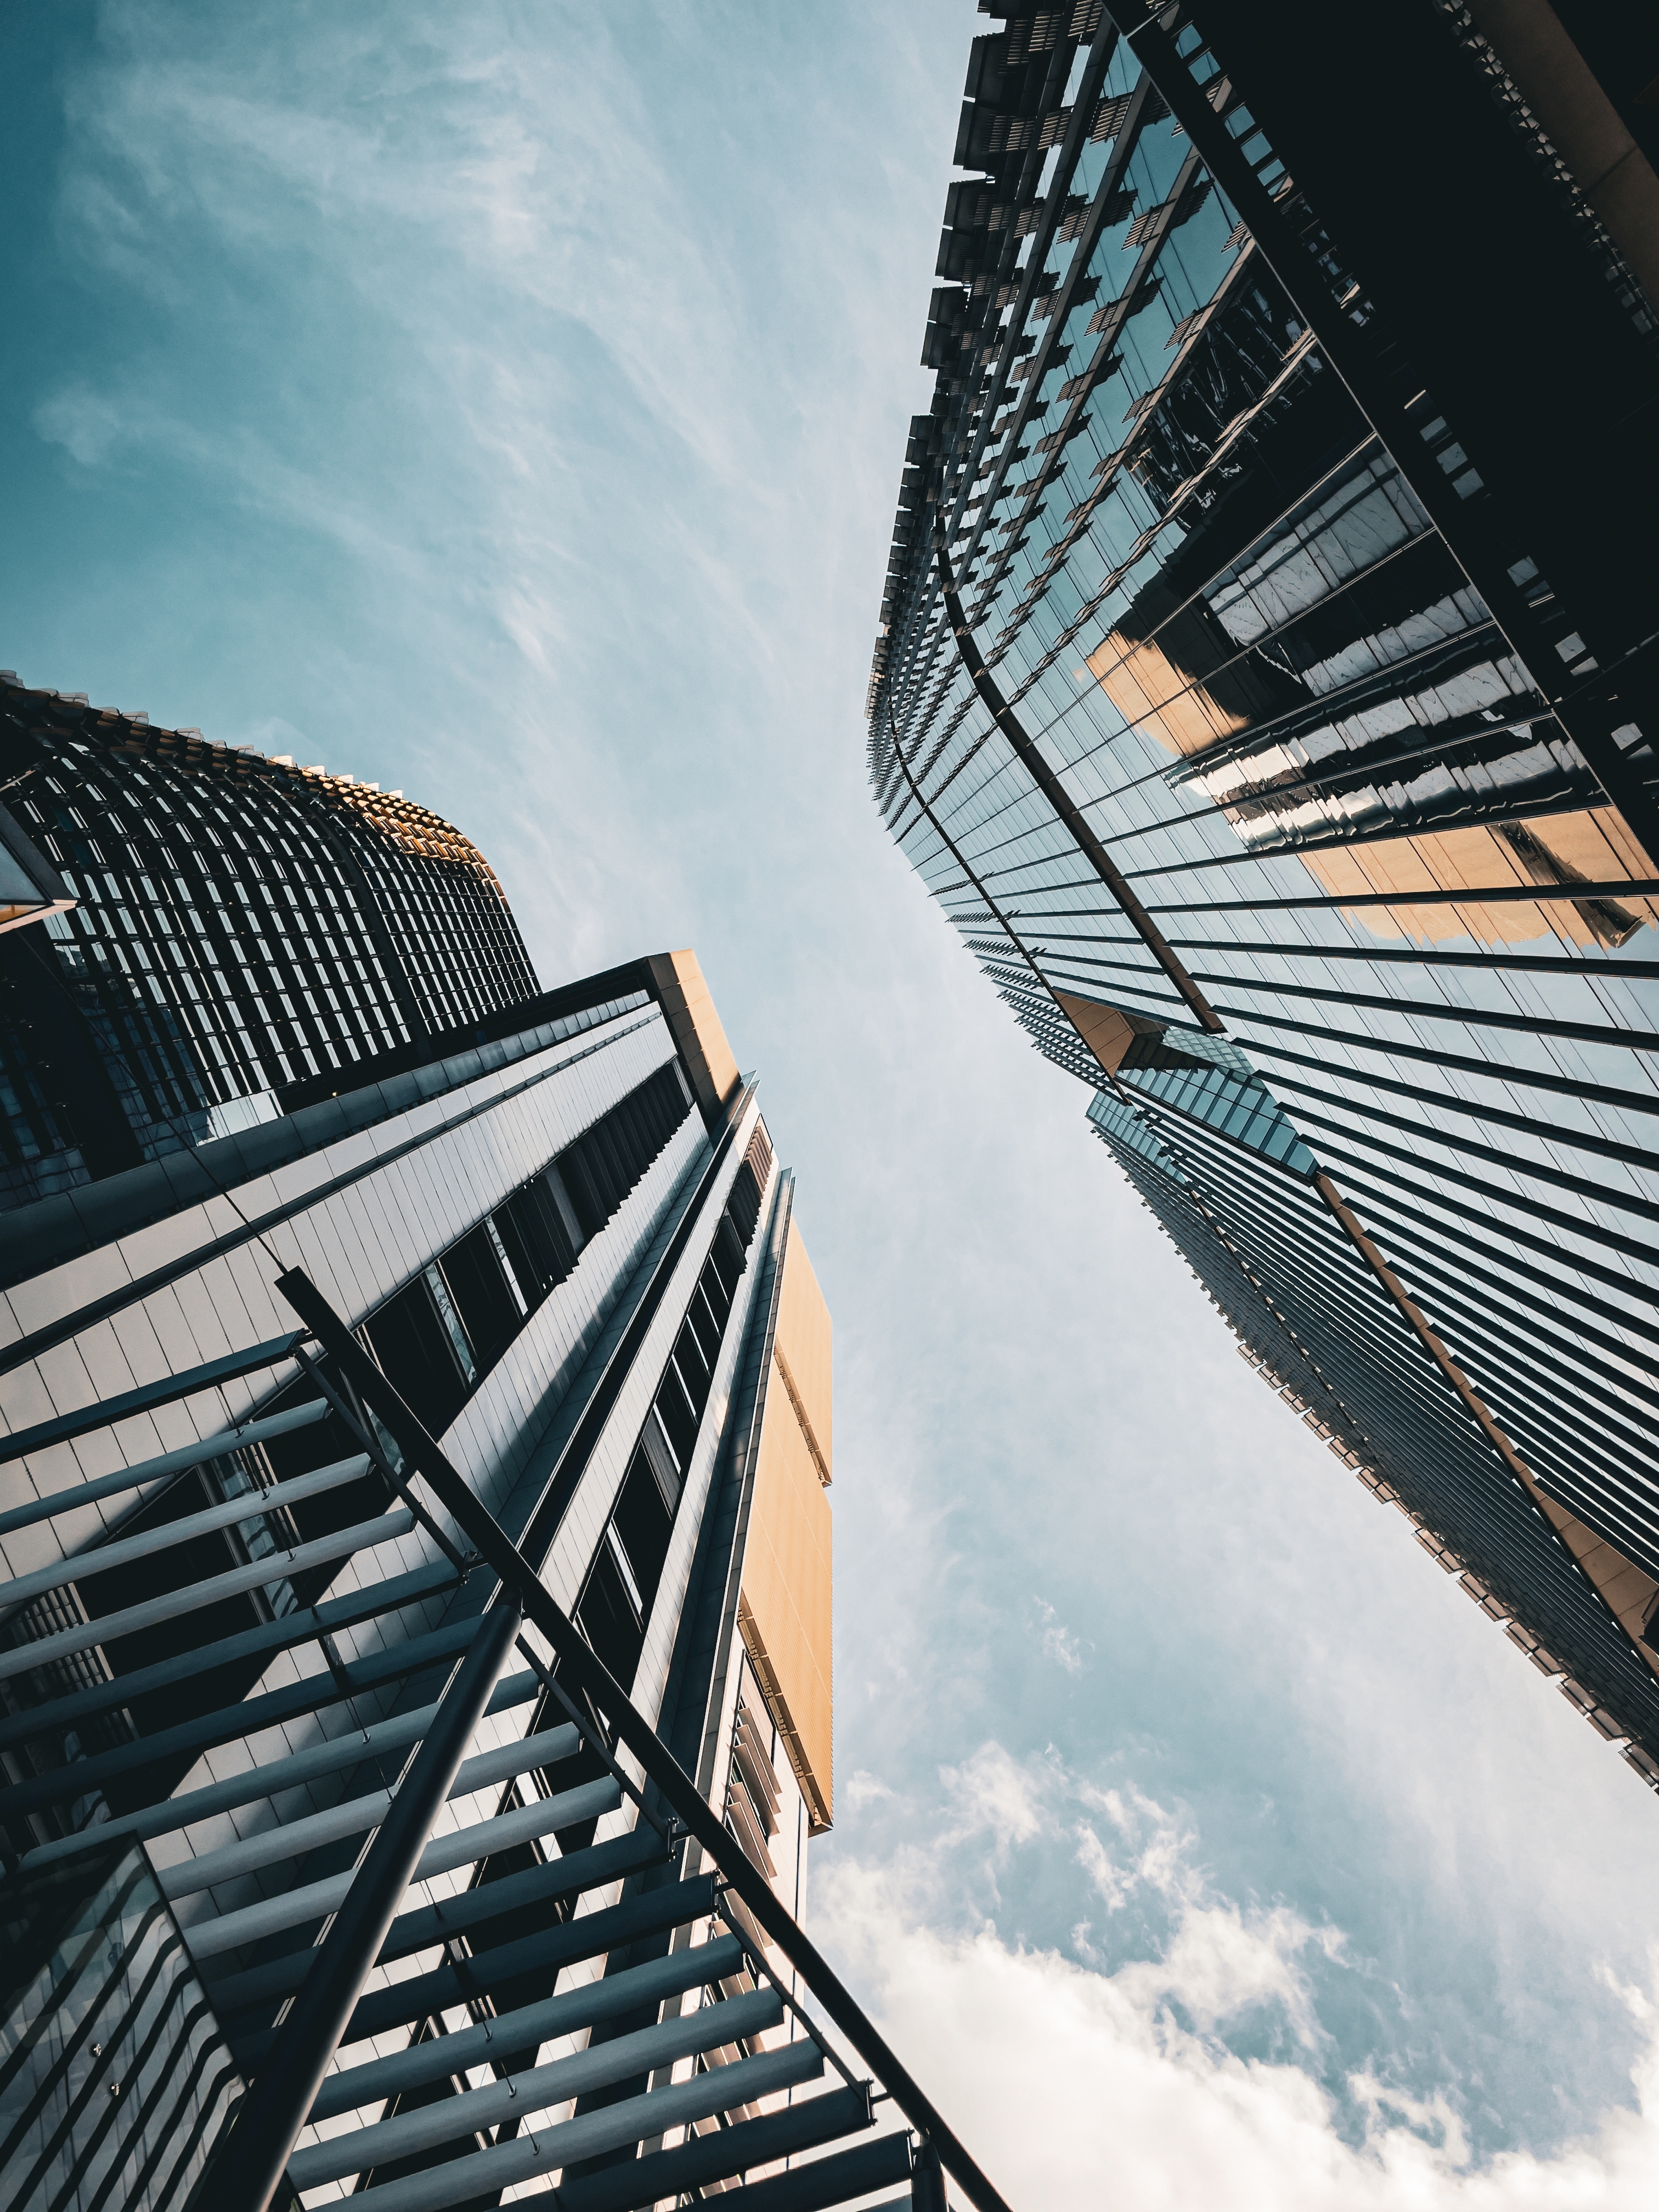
left=654, top=1363, right=699, bottom=1471
left=640, top=1409, right=681, bottom=1510
left=440, top=1226, right=518, bottom=1370
left=612, top=1452, right=675, bottom=1617
left=576, top=1544, right=642, bottom=1690
left=699, top=1255, right=733, bottom=1334
left=727, top=1161, right=763, bottom=1246
left=714, top=1214, right=748, bottom=1291
left=672, top=1321, right=712, bottom=1419
left=560, top=1135, right=614, bottom=1237
left=684, top=1283, right=722, bottom=1372
left=495, top=1174, right=578, bottom=1302
left=361, top=1280, right=469, bottom=1440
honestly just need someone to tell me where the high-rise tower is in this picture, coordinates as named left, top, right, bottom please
left=870, top=3, right=1659, bottom=1778
left=0, top=673, right=538, bottom=1210
left=0, top=696, right=1003, bottom=2209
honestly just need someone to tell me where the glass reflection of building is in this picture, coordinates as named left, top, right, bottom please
left=871, top=3, right=1659, bottom=1771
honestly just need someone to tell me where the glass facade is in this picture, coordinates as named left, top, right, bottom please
left=0, top=675, right=539, bottom=1210
left=0, top=924, right=967, bottom=2204
left=871, top=3, right=1659, bottom=1769
left=0, top=1840, right=243, bottom=2212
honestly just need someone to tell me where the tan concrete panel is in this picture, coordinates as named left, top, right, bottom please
left=774, top=1222, right=832, bottom=1485
left=647, top=949, right=742, bottom=1121
left=740, top=1381, right=833, bottom=1832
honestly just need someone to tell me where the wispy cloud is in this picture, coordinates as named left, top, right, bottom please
left=1034, top=1593, right=1087, bottom=1675
left=820, top=1748, right=1659, bottom=2207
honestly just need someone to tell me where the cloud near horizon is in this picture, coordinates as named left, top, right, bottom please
left=820, top=1739, right=1659, bottom=2209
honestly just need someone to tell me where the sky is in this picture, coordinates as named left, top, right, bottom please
left=5, top=4, right=1659, bottom=2204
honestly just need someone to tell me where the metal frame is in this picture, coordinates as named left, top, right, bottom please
left=278, top=1264, right=1014, bottom=2212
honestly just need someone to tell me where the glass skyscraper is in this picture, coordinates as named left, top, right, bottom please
left=0, top=671, right=539, bottom=1211
left=870, top=3, right=1659, bottom=1774
left=0, top=700, right=998, bottom=2209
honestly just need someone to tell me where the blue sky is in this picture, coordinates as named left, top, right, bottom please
left=7, top=4, right=1659, bottom=2202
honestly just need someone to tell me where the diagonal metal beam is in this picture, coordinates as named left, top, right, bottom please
left=215, top=1585, right=523, bottom=2212
left=275, top=1265, right=1017, bottom=2212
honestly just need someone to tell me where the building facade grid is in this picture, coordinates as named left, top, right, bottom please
left=870, top=0, right=1659, bottom=1774
left=0, top=677, right=539, bottom=1210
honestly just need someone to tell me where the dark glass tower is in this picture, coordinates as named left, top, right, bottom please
left=871, top=3, right=1659, bottom=1776
left=0, top=673, right=539, bottom=1209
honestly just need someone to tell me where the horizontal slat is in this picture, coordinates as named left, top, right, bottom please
left=157, top=1726, right=579, bottom=1899
left=289, top=1988, right=785, bottom=2188
left=225, top=1855, right=704, bottom=2061
left=308, top=1932, right=746, bottom=2123
left=707, top=2136, right=917, bottom=2212
left=0, top=1450, right=370, bottom=1610
left=0, top=1508, right=408, bottom=1688
left=0, top=1508, right=414, bottom=1685
left=0, top=1333, right=307, bottom=1467
left=0, top=1601, right=480, bottom=1819
left=183, top=1775, right=619, bottom=1956
left=554, top=2084, right=878, bottom=2212
left=414, top=1773, right=620, bottom=1881
left=18, top=1669, right=543, bottom=1871
left=332, top=2040, right=825, bottom=2212
left=210, top=1829, right=672, bottom=2022
left=432, top=1719, right=580, bottom=1803
left=0, top=1397, right=331, bottom=1536
left=0, top=1555, right=458, bottom=1759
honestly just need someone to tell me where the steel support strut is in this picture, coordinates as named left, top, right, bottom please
left=275, top=1266, right=1017, bottom=2212
left=217, top=1584, right=524, bottom=2212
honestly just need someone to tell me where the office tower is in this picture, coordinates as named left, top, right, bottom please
left=0, top=672, right=539, bottom=1211
left=0, top=709, right=996, bottom=2209
left=870, top=3, right=1659, bottom=1774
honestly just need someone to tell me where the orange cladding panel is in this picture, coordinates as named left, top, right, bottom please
left=740, top=1398, right=833, bottom=1830
left=647, top=949, right=742, bottom=1118
left=1299, top=810, right=1658, bottom=948
left=772, top=1222, right=832, bottom=1484
left=1086, top=630, right=1248, bottom=757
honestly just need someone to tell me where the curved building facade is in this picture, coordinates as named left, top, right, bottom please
left=0, top=674, right=538, bottom=1209
left=871, top=5, right=1659, bottom=1772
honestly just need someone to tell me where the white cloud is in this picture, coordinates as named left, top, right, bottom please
left=1076, top=1823, right=1133, bottom=1915
left=941, top=1741, right=1047, bottom=1853
left=35, top=382, right=126, bottom=467
left=842, top=1769, right=897, bottom=1813
left=1034, top=1594, right=1086, bottom=1676
left=818, top=1751, right=1659, bottom=2208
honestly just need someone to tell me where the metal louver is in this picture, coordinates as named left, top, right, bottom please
left=0, top=1278, right=1013, bottom=2212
